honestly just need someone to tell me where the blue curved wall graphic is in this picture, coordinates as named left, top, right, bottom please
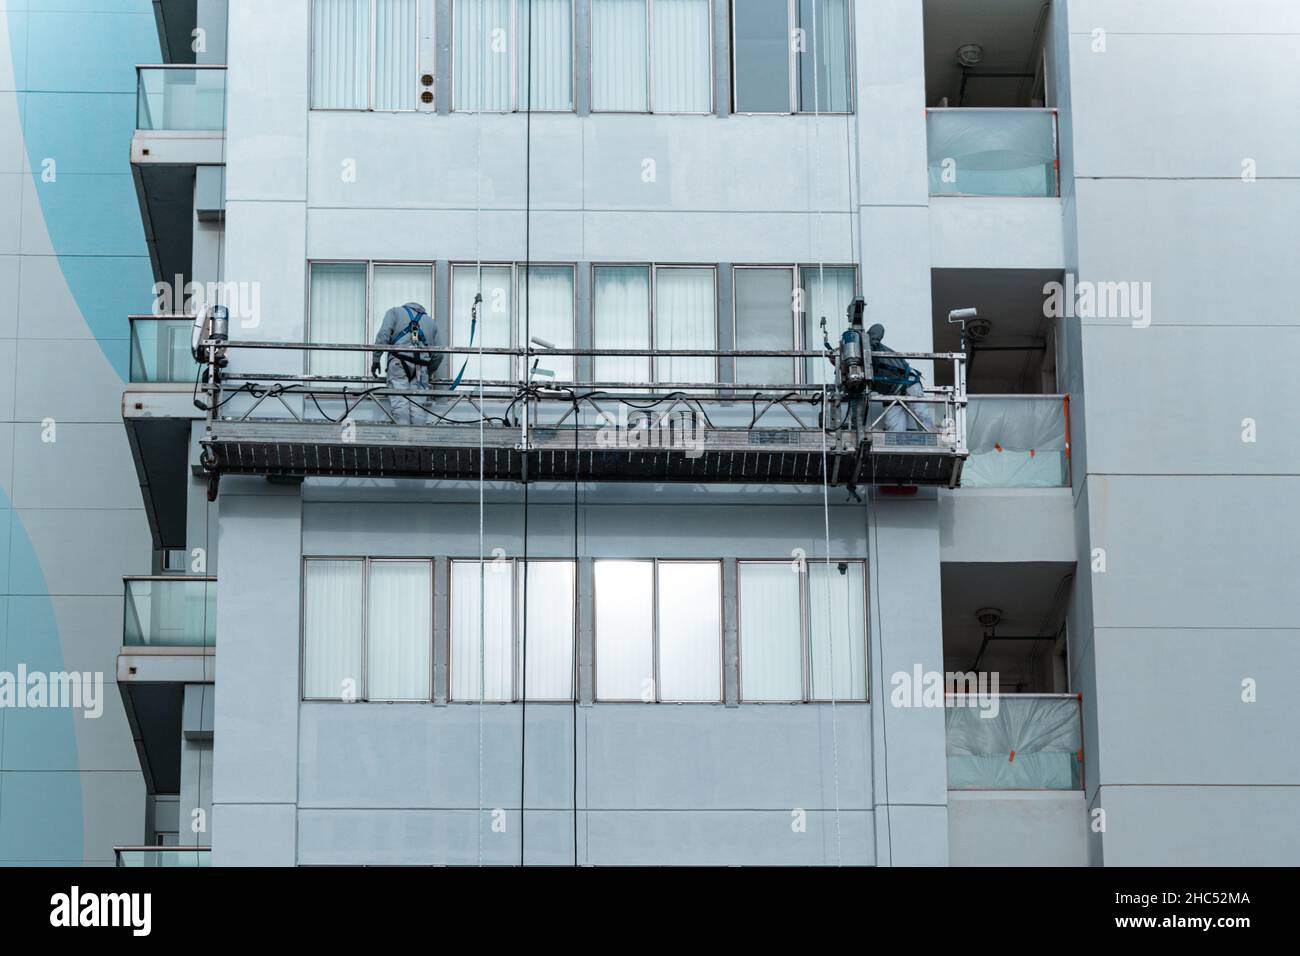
left=2, top=0, right=159, bottom=862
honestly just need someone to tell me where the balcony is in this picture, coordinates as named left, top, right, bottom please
left=962, top=395, right=1069, bottom=488
left=131, top=65, right=226, bottom=288
left=927, top=109, right=1059, bottom=198
left=131, top=315, right=202, bottom=384
left=124, top=576, right=216, bottom=649
left=946, top=693, right=1083, bottom=790
left=115, top=846, right=211, bottom=867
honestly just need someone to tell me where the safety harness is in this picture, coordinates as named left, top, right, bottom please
left=388, top=305, right=430, bottom=377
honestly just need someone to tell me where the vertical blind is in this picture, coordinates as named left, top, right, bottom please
left=518, top=0, right=573, bottom=110
left=374, top=0, right=418, bottom=109
left=734, top=268, right=796, bottom=387
left=312, top=0, right=368, bottom=109
left=592, top=266, right=651, bottom=385
left=454, top=0, right=513, bottom=110
left=801, top=266, right=855, bottom=385
left=591, top=0, right=647, bottom=111
left=450, top=560, right=515, bottom=700
left=452, top=265, right=513, bottom=383
left=303, top=560, right=365, bottom=699
left=738, top=562, right=803, bottom=701
left=651, top=0, right=711, bottom=112
left=594, top=560, right=655, bottom=700
left=312, top=0, right=418, bottom=109
left=518, top=266, right=575, bottom=381
left=808, top=561, right=867, bottom=700
left=309, top=263, right=367, bottom=376
left=656, top=562, right=722, bottom=702
left=456, top=0, right=572, bottom=110
left=518, top=561, right=575, bottom=700
left=370, top=264, right=433, bottom=345
left=796, top=0, right=851, bottom=112
left=654, top=268, right=715, bottom=386
left=367, top=561, right=432, bottom=700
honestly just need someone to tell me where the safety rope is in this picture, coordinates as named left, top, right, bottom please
left=474, top=0, right=487, bottom=869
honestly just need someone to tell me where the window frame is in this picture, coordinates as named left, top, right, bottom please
left=307, top=260, right=437, bottom=377
left=309, top=0, right=425, bottom=112
left=300, top=555, right=435, bottom=703
left=448, top=556, right=577, bottom=703
left=737, top=557, right=870, bottom=703
left=448, top=261, right=578, bottom=383
left=450, top=0, right=578, bottom=113
left=593, top=557, right=725, bottom=703
left=729, top=0, right=856, bottom=116
left=588, top=0, right=715, bottom=115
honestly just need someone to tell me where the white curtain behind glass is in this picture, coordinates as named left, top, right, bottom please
left=455, top=0, right=513, bottom=110
left=734, top=268, right=795, bottom=387
left=592, top=266, right=651, bottom=385
left=797, top=0, right=851, bottom=112
left=518, top=266, right=574, bottom=381
left=310, top=263, right=367, bottom=377
left=657, top=562, right=722, bottom=702
left=451, top=560, right=515, bottom=700
left=368, top=561, right=432, bottom=700
left=802, top=266, right=855, bottom=385
left=808, top=561, right=867, bottom=700
left=452, top=265, right=513, bottom=383
left=370, top=265, right=433, bottom=346
left=739, top=563, right=803, bottom=701
left=303, top=560, right=364, bottom=699
left=594, top=560, right=654, bottom=700
left=374, top=0, right=418, bottom=109
left=518, top=561, right=574, bottom=699
left=591, top=0, right=647, bottom=111
left=312, top=0, right=368, bottom=109
left=518, top=0, right=572, bottom=110
left=652, top=0, right=711, bottom=112
left=655, top=268, right=715, bottom=386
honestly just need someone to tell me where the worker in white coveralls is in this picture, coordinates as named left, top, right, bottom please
left=372, top=302, right=442, bottom=425
left=867, top=323, right=933, bottom=433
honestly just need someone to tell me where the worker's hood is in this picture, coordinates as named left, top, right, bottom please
left=402, top=302, right=429, bottom=316
left=867, top=323, right=885, bottom=345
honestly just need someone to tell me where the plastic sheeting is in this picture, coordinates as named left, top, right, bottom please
left=927, top=109, right=1058, bottom=197
left=946, top=696, right=1082, bottom=790
left=962, top=397, right=1068, bottom=488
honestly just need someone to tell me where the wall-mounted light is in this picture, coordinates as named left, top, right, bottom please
left=955, top=43, right=984, bottom=68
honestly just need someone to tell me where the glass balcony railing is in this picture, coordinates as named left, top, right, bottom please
left=115, top=847, right=211, bottom=867
left=136, top=65, right=226, bottom=131
left=130, top=315, right=202, bottom=384
left=946, top=693, right=1083, bottom=790
left=123, top=577, right=216, bottom=648
left=962, top=395, right=1070, bottom=488
left=927, top=108, right=1059, bottom=197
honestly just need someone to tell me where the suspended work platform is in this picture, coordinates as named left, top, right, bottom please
left=195, top=340, right=968, bottom=495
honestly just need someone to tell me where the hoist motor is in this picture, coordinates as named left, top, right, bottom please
left=836, top=297, right=871, bottom=396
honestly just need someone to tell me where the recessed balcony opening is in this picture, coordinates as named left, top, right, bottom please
left=923, top=0, right=1052, bottom=109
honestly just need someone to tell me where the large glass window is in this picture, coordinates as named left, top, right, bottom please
left=591, top=0, right=711, bottom=113
left=454, top=0, right=574, bottom=111
left=310, top=262, right=436, bottom=377
left=312, top=0, right=420, bottom=110
left=732, top=0, right=851, bottom=113
left=595, top=559, right=722, bottom=702
left=734, top=267, right=796, bottom=387
left=591, top=265, right=716, bottom=389
left=592, top=266, right=651, bottom=385
left=739, top=559, right=867, bottom=701
left=800, top=265, right=855, bottom=385
left=654, top=267, right=716, bottom=386
left=451, top=263, right=576, bottom=384
left=450, top=559, right=576, bottom=701
left=303, top=558, right=433, bottom=701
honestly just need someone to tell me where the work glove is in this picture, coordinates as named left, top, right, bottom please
left=371, top=361, right=382, bottom=379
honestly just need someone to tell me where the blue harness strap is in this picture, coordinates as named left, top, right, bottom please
left=449, top=310, right=477, bottom=390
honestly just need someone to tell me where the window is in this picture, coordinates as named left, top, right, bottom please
left=454, top=0, right=574, bottom=111
left=734, top=267, right=796, bottom=387
left=450, top=559, right=576, bottom=701
left=450, top=263, right=576, bottom=384
left=312, top=0, right=420, bottom=110
left=739, top=559, right=867, bottom=701
left=595, top=559, right=722, bottom=702
left=591, top=0, right=712, bottom=113
left=302, top=558, right=433, bottom=701
left=309, top=261, right=436, bottom=377
left=800, top=266, right=855, bottom=385
left=732, top=0, right=851, bottom=114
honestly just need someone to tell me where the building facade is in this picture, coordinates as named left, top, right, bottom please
left=2, top=0, right=1297, bottom=866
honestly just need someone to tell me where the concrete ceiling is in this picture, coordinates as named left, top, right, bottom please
left=941, top=561, right=1074, bottom=689
left=931, top=268, right=1063, bottom=392
left=922, top=0, right=1051, bottom=106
